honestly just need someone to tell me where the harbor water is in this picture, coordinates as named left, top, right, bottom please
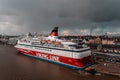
left=0, top=44, right=119, bottom=80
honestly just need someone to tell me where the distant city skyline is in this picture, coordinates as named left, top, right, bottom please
left=0, top=0, right=120, bottom=35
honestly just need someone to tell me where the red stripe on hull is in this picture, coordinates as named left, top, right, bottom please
left=16, top=48, right=91, bottom=68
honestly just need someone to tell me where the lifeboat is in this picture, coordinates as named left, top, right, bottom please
left=41, top=40, right=47, bottom=43
left=47, top=40, right=54, bottom=44
left=54, top=42, right=61, bottom=45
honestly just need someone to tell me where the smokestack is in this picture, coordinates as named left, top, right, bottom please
left=49, top=27, right=58, bottom=36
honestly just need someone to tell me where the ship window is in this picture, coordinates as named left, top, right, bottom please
left=69, top=45, right=77, bottom=48
left=69, top=45, right=82, bottom=49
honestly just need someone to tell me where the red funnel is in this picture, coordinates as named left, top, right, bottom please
left=49, top=27, right=58, bottom=36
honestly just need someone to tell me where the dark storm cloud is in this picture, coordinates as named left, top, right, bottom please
left=0, top=0, right=120, bottom=34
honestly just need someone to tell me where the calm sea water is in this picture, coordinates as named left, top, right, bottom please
left=0, top=45, right=119, bottom=80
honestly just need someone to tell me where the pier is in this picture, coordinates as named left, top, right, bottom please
left=93, top=62, right=120, bottom=76
left=91, top=51, right=120, bottom=76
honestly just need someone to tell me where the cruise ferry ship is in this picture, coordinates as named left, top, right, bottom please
left=15, top=27, right=92, bottom=70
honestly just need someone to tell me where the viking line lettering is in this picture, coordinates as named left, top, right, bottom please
left=50, top=56, right=59, bottom=62
left=36, top=52, right=59, bottom=61
left=36, top=53, right=48, bottom=59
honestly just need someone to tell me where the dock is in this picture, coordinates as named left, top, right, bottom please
left=93, top=62, right=120, bottom=76
left=91, top=51, right=120, bottom=76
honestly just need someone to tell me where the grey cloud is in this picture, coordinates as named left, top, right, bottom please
left=0, top=0, right=120, bottom=34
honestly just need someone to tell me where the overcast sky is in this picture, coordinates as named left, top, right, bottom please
left=0, top=0, right=120, bottom=35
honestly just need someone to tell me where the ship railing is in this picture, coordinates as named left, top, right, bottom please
left=31, top=41, right=87, bottom=51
